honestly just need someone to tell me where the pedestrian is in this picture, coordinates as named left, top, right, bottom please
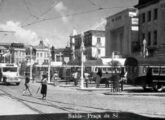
left=23, top=73, right=32, bottom=96
left=0, top=69, right=2, bottom=82
left=53, top=71, right=58, bottom=86
left=96, top=68, right=102, bottom=88
left=112, top=70, right=120, bottom=92
left=72, top=70, right=79, bottom=86
left=120, top=70, right=125, bottom=91
left=84, top=71, right=90, bottom=88
left=40, top=74, right=48, bottom=100
left=104, top=72, right=110, bottom=88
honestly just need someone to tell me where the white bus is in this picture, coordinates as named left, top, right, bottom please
left=0, top=63, right=20, bottom=85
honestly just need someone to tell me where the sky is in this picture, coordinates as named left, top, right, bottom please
left=0, top=0, right=138, bottom=48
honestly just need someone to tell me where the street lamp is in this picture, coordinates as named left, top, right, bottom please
left=30, top=46, right=33, bottom=80
left=80, top=33, right=85, bottom=89
left=47, top=45, right=51, bottom=83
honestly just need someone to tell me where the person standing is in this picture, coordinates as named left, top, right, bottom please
left=96, top=68, right=102, bottom=88
left=23, top=73, right=32, bottom=96
left=0, top=69, right=2, bottom=82
left=72, top=71, right=79, bottom=86
left=53, top=71, right=58, bottom=86
left=41, top=74, right=48, bottom=100
left=84, top=72, right=90, bottom=88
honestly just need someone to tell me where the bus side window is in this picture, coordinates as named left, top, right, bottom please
left=95, top=67, right=98, bottom=72
left=143, top=67, right=147, bottom=73
left=107, top=68, right=111, bottom=73
left=152, top=68, right=159, bottom=75
left=103, top=68, right=106, bottom=72
left=160, top=68, right=165, bottom=75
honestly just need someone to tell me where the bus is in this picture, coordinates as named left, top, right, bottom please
left=0, top=63, right=20, bottom=85
left=124, top=57, right=165, bottom=91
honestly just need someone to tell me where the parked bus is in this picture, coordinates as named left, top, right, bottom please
left=0, top=63, right=20, bottom=85
left=124, top=57, right=165, bottom=91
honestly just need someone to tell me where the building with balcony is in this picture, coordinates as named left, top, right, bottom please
left=105, top=8, right=139, bottom=57
left=70, top=30, right=105, bottom=61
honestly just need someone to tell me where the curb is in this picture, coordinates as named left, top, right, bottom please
left=104, top=92, right=165, bottom=96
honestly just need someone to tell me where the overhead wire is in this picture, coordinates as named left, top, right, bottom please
left=22, top=6, right=127, bottom=28
left=23, top=0, right=40, bottom=20
left=22, top=0, right=60, bottom=27
left=38, top=0, right=59, bottom=18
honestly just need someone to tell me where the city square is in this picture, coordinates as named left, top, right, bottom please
left=1, top=0, right=165, bottom=120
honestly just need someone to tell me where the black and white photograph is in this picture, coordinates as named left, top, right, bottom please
left=0, top=0, right=165, bottom=120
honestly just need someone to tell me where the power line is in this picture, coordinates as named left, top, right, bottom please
left=23, top=0, right=40, bottom=19
left=22, top=0, right=59, bottom=26
left=87, top=0, right=97, bottom=7
left=38, top=1, right=59, bottom=18
left=22, top=5, right=132, bottom=28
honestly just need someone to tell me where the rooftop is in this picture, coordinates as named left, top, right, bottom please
left=135, top=0, right=160, bottom=9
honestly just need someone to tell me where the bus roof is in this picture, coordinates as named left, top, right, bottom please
left=0, top=63, right=17, bottom=67
left=136, top=56, right=165, bottom=66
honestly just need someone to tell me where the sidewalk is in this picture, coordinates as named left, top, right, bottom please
left=56, top=81, right=165, bottom=96
left=32, top=78, right=165, bottom=97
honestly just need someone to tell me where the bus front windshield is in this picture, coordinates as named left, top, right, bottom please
left=3, top=67, right=17, bottom=72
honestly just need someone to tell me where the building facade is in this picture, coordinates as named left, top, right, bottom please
left=11, top=43, right=26, bottom=65
left=84, top=30, right=105, bottom=59
left=35, top=41, right=50, bottom=65
left=135, top=0, right=165, bottom=56
left=105, top=8, right=139, bottom=57
left=70, top=30, right=105, bottom=61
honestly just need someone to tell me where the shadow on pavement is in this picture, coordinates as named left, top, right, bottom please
left=0, top=112, right=164, bottom=120
left=126, top=88, right=165, bottom=93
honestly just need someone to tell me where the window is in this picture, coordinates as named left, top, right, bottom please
left=142, top=13, right=145, bottom=23
left=161, top=68, right=165, bottom=75
left=148, top=32, right=151, bottom=46
left=40, top=53, right=42, bottom=57
left=37, top=53, right=39, bottom=57
left=152, top=68, right=159, bottom=75
left=154, top=8, right=158, bottom=20
left=97, top=37, right=101, bottom=44
left=148, top=11, right=151, bottom=22
left=97, top=49, right=101, bottom=54
left=153, top=30, right=157, bottom=45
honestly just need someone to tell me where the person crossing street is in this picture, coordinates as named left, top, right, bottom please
left=22, top=73, right=32, bottom=96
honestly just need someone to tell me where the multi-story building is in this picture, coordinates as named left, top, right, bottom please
left=54, top=48, right=64, bottom=62
left=35, top=40, right=50, bottom=65
left=135, top=0, right=165, bottom=56
left=70, top=29, right=77, bottom=61
left=84, top=30, right=105, bottom=59
left=11, top=43, right=26, bottom=65
left=70, top=30, right=105, bottom=61
left=0, top=45, right=8, bottom=63
left=0, top=42, right=26, bottom=64
left=105, top=8, right=138, bottom=57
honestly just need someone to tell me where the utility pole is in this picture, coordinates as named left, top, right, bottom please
left=30, top=47, right=33, bottom=80
left=80, top=33, right=85, bottom=89
left=48, top=45, right=51, bottom=83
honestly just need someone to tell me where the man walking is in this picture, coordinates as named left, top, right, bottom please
left=23, top=73, right=32, bottom=96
